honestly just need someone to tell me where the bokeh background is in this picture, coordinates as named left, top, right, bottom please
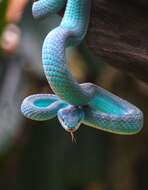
left=0, top=1, right=148, bottom=190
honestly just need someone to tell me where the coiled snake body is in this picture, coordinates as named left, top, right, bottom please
left=21, top=0, right=143, bottom=135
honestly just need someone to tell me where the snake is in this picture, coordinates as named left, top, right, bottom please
left=21, top=0, right=143, bottom=136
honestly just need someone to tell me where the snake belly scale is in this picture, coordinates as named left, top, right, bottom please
left=21, top=0, right=143, bottom=135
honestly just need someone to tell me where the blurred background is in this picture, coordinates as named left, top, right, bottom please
left=0, top=1, right=148, bottom=190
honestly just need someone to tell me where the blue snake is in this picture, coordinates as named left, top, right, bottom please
left=21, top=0, right=143, bottom=137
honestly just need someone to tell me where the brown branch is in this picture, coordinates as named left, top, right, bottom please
left=87, top=0, right=148, bottom=83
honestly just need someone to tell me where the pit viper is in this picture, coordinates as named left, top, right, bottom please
left=21, top=0, right=143, bottom=136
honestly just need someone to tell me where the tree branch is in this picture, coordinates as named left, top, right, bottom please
left=87, top=0, right=148, bottom=83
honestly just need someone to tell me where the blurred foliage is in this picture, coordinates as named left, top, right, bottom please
left=0, top=0, right=8, bottom=36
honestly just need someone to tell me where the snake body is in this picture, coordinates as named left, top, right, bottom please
left=21, top=0, right=143, bottom=135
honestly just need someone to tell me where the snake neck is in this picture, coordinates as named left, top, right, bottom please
left=42, top=0, right=94, bottom=105
left=61, top=0, right=91, bottom=45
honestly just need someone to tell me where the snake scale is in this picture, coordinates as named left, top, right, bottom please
left=21, top=0, right=143, bottom=136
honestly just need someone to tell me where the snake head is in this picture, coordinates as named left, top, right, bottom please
left=57, top=105, right=84, bottom=133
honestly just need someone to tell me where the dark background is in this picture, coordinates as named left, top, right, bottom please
left=0, top=1, right=148, bottom=190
